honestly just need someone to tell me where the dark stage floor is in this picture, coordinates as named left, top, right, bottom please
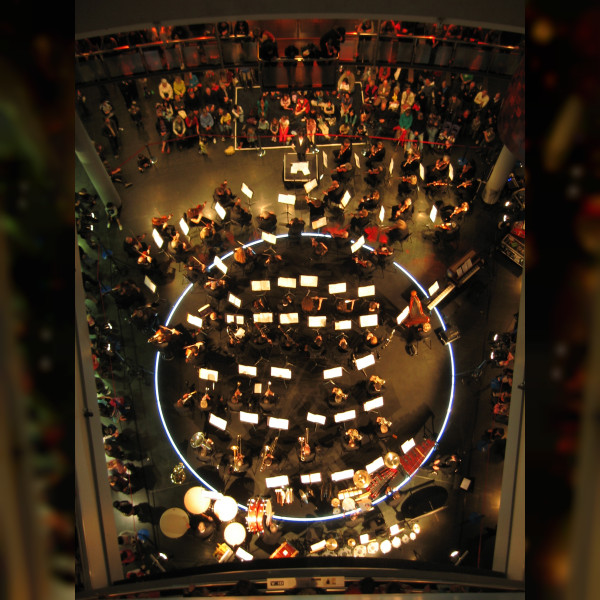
left=77, top=75, right=522, bottom=573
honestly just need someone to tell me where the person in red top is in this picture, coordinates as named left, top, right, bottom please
left=293, top=94, right=310, bottom=123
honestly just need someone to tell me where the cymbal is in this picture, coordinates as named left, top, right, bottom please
left=384, top=451, right=401, bottom=469
left=353, top=470, right=371, bottom=489
left=326, top=538, right=338, bottom=551
left=347, top=537, right=356, bottom=548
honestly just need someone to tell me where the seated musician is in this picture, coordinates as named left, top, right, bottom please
left=333, top=139, right=352, bottom=165
left=364, top=331, right=380, bottom=348
left=151, top=212, right=175, bottom=239
left=329, top=386, right=349, bottom=406
left=401, top=146, right=421, bottom=175
left=364, top=164, right=385, bottom=187
left=306, top=333, right=326, bottom=357
left=430, top=219, right=460, bottom=244
left=374, top=244, right=394, bottom=267
left=301, top=294, right=326, bottom=314
left=185, top=341, right=205, bottom=365
left=352, top=254, right=376, bottom=276
left=204, top=277, right=228, bottom=301
left=231, top=197, right=252, bottom=226
left=386, top=219, right=410, bottom=244
left=148, top=325, right=181, bottom=349
left=200, top=220, right=216, bottom=240
left=336, top=298, right=356, bottom=314
left=311, top=237, right=329, bottom=257
left=257, top=210, right=277, bottom=233
left=397, top=174, right=418, bottom=198
left=367, top=300, right=380, bottom=313
left=358, top=190, right=381, bottom=212
left=336, top=335, right=351, bottom=354
left=349, top=208, right=370, bottom=233
left=440, top=201, right=469, bottom=223
left=233, top=245, right=255, bottom=268
left=404, top=290, right=431, bottom=327
left=251, top=296, right=270, bottom=313
left=183, top=256, right=207, bottom=283
left=306, top=195, right=325, bottom=221
left=331, top=162, right=353, bottom=183
left=367, top=374, right=385, bottom=394
left=426, top=154, right=451, bottom=184
left=185, top=202, right=207, bottom=226
left=213, top=180, right=235, bottom=207
left=123, top=234, right=148, bottom=259
left=365, top=140, right=385, bottom=168
left=169, top=231, right=191, bottom=256
left=278, top=292, right=295, bottom=312
left=391, top=197, right=413, bottom=221
left=323, top=180, right=345, bottom=206
left=265, top=252, right=284, bottom=276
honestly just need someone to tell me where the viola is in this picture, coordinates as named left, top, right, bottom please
left=152, top=213, right=173, bottom=226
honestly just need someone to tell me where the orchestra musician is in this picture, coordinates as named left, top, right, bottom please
left=233, top=244, right=255, bottom=267
left=364, top=164, right=385, bottom=187
left=358, top=190, right=381, bottom=212
left=333, top=139, right=352, bottom=165
left=204, top=277, right=228, bottom=301
left=286, top=216, right=305, bottom=238
left=278, top=326, right=298, bottom=351
left=130, top=302, right=160, bottom=332
left=352, top=254, right=376, bottom=276
left=183, top=256, right=207, bottom=284
left=329, top=386, right=349, bottom=406
left=367, top=374, right=385, bottom=394
left=367, top=300, right=380, bottom=313
left=231, top=197, right=252, bottom=227
left=278, top=292, right=296, bottom=312
left=374, top=244, right=394, bottom=268
left=184, top=203, right=207, bottom=226
left=336, top=298, right=356, bottom=314
left=109, top=279, right=145, bottom=309
left=151, top=212, right=176, bottom=240
left=390, top=197, right=413, bottom=222
left=401, top=146, right=421, bottom=176
left=365, top=140, right=385, bottom=168
left=213, top=180, right=235, bottom=208
left=441, top=201, right=470, bottom=223
left=397, top=174, right=418, bottom=198
left=311, top=237, right=329, bottom=257
left=323, top=179, right=345, bottom=206
left=385, top=219, right=410, bottom=244
left=136, top=247, right=155, bottom=273
left=123, top=234, right=148, bottom=259
left=257, top=210, right=277, bottom=233
left=349, top=208, right=370, bottom=233
left=169, top=231, right=191, bottom=257
left=301, top=294, right=327, bottom=314
left=425, top=154, right=451, bottom=184
left=331, top=161, right=353, bottom=183
left=148, top=325, right=181, bottom=349
left=306, top=195, right=325, bottom=221
left=364, top=331, right=380, bottom=348
left=336, top=335, right=350, bottom=354
left=251, top=296, right=270, bottom=313
left=184, top=340, right=205, bottom=365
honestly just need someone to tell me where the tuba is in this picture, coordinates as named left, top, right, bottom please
left=259, top=436, right=278, bottom=472
left=170, top=462, right=186, bottom=485
left=299, top=428, right=311, bottom=461
left=190, top=431, right=214, bottom=456
left=230, top=435, right=245, bottom=472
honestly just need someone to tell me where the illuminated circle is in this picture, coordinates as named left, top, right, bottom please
left=380, top=539, right=392, bottom=554
left=183, top=487, right=211, bottom=515
left=391, top=536, right=401, bottom=548
left=154, top=234, right=456, bottom=524
left=159, top=508, right=190, bottom=539
left=224, top=522, right=247, bottom=547
left=213, top=496, right=238, bottom=522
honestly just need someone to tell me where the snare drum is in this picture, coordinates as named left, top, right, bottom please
left=246, top=497, right=273, bottom=534
left=353, top=544, right=367, bottom=557
left=367, top=540, right=380, bottom=554
left=342, top=497, right=356, bottom=512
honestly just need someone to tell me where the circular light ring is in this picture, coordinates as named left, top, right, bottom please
left=154, top=234, right=457, bottom=523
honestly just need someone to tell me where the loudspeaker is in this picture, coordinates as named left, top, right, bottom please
left=439, top=325, right=460, bottom=345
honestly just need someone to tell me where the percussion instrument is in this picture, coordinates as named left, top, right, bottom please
left=270, top=541, right=299, bottom=559
left=189, top=432, right=214, bottom=455
left=183, top=487, right=211, bottom=514
left=214, top=542, right=234, bottom=563
left=338, top=546, right=352, bottom=557
left=213, top=496, right=238, bottom=522
left=159, top=507, right=190, bottom=539
left=391, top=536, right=401, bottom=548
left=342, top=497, right=356, bottom=512
left=246, top=497, right=273, bottom=534
left=224, top=522, right=247, bottom=547
left=353, top=470, right=371, bottom=489
left=401, top=534, right=410, bottom=544
left=384, top=451, right=401, bottom=469
left=353, top=544, right=367, bottom=557
left=170, top=463, right=186, bottom=485
left=326, top=538, right=338, bottom=551
left=367, top=541, right=380, bottom=554
left=380, top=539, right=392, bottom=554
left=331, top=497, right=340, bottom=508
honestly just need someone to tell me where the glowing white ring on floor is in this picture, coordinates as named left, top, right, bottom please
left=154, top=233, right=456, bottom=522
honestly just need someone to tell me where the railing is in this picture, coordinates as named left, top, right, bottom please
left=75, top=30, right=522, bottom=88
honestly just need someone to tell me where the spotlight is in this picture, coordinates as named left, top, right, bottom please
left=412, top=523, right=420, bottom=534
left=493, top=333, right=499, bottom=341
left=158, top=552, right=168, bottom=560
left=450, top=550, right=460, bottom=559
left=409, top=531, right=416, bottom=540
left=258, top=149, right=266, bottom=157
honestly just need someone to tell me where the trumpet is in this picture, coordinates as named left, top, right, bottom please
left=259, top=436, right=278, bottom=472
left=230, top=435, right=244, bottom=471
left=299, top=428, right=311, bottom=461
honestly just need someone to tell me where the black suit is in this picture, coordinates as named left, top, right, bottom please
left=292, top=135, right=310, bottom=160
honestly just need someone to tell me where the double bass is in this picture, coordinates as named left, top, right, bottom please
left=301, top=295, right=327, bottom=313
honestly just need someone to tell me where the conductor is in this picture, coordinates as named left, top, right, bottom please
left=292, top=129, right=310, bottom=161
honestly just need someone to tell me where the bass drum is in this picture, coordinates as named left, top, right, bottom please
left=246, top=497, right=273, bottom=534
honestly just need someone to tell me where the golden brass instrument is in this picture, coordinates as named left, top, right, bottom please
left=190, top=431, right=214, bottom=456
left=170, top=462, right=186, bottom=485
left=332, top=387, right=348, bottom=404
left=259, top=436, right=278, bottom=472
left=230, top=435, right=244, bottom=472
left=377, top=416, right=393, bottom=434
left=346, top=428, right=363, bottom=448
left=299, top=427, right=311, bottom=461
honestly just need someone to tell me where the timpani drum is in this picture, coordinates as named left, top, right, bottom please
left=380, top=539, right=392, bottom=554
left=183, top=487, right=211, bottom=515
left=342, top=497, right=356, bottom=512
left=246, top=497, right=273, bottom=534
left=367, top=540, right=380, bottom=554
left=213, top=496, right=238, bottom=523
left=353, top=544, right=367, bottom=557
left=159, top=508, right=190, bottom=539
left=224, top=522, right=247, bottom=547
left=391, top=536, right=401, bottom=548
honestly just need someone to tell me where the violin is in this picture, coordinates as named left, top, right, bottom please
left=278, top=325, right=297, bottom=348
left=456, top=179, right=473, bottom=189
left=400, top=175, right=418, bottom=184
left=152, top=213, right=173, bottom=227
left=137, top=249, right=152, bottom=264
left=425, top=180, right=449, bottom=187
left=434, top=159, right=450, bottom=170
left=449, top=203, right=470, bottom=218
left=403, top=153, right=420, bottom=166
left=353, top=256, right=370, bottom=268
